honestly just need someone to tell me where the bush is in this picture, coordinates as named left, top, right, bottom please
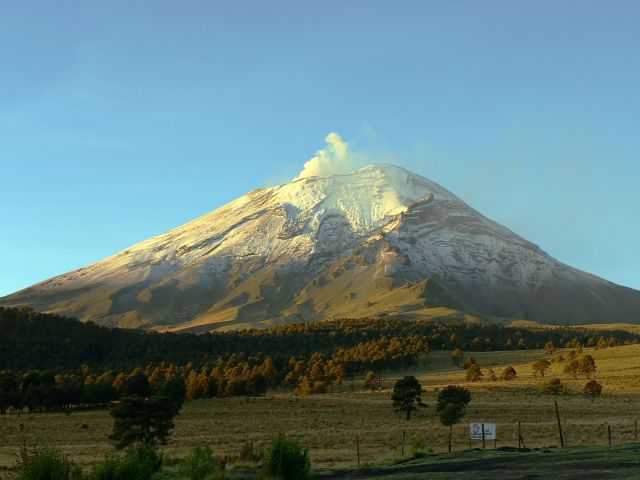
left=263, top=433, right=310, bottom=480
left=410, top=439, right=428, bottom=458
left=177, top=444, right=221, bottom=480
left=500, top=366, right=517, bottom=381
left=90, top=444, right=162, bottom=480
left=14, top=445, right=82, bottom=480
left=541, top=378, right=566, bottom=396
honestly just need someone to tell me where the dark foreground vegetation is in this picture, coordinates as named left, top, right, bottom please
left=12, top=434, right=309, bottom=480
left=1, top=306, right=638, bottom=413
left=10, top=360, right=311, bottom=479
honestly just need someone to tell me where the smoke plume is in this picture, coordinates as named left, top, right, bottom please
left=294, top=132, right=359, bottom=180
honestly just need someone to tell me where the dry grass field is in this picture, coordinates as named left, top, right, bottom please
left=2, top=344, right=640, bottom=474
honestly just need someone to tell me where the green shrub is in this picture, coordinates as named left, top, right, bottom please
left=410, top=438, right=428, bottom=458
left=177, top=444, right=221, bottom=480
left=14, top=445, right=82, bottom=480
left=263, top=433, right=310, bottom=480
left=90, top=444, right=162, bottom=480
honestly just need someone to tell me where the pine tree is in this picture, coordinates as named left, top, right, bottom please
left=532, top=359, right=551, bottom=377
left=109, top=395, right=180, bottom=449
left=579, top=355, right=596, bottom=379
left=583, top=379, right=603, bottom=401
left=391, top=376, right=425, bottom=421
left=437, top=385, right=471, bottom=453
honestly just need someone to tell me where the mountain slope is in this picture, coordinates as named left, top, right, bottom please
left=3, top=164, right=639, bottom=330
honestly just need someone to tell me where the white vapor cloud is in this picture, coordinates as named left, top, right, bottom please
left=294, top=132, right=359, bottom=180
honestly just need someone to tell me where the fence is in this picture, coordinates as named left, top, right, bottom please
left=350, top=417, right=640, bottom=464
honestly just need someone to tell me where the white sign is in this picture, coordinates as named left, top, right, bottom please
left=469, top=423, right=496, bottom=440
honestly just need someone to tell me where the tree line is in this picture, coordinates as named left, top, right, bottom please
left=1, top=306, right=638, bottom=413
left=2, top=306, right=638, bottom=371
left=0, top=334, right=428, bottom=413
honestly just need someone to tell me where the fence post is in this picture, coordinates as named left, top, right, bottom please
left=401, top=431, right=405, bottom=456
left=481, top=423, right=486, bottom=449
left=608, top=424, right=612, bottom=445
left=518, top=420, right=522, bottom=449
left=635, top=419, right=638, bottom=441
left=554, top=401, right=564, bottom=448
left=356, top=435, right=360, bottom=465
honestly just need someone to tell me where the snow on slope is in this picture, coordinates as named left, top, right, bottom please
left=3, top=163, right=640, bottom=329
left=31, top=164, right=449, bottom=288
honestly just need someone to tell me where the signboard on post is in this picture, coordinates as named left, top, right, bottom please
left=469, top=423, right=496, bottom=440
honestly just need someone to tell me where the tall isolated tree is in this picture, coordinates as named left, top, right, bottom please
left=109, top=394, right=183, bottom=449
left=391, top=376, right=426, bottom=421
left=579, top=355, right=597, bottom=379
left=532, top=359, right=551, bottom=377
left=583, top=380, right=603, bottom=402
left=541, top=378, right=565, bottom=396
left=437, top=386, right=471, bottom=453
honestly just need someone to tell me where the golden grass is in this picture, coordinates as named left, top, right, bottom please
left=580, top=323, right=640, bottom=334
left=2, top=344, right=640, bottom=471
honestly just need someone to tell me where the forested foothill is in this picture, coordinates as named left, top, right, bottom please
left=1, top=306, right=638, bottom=413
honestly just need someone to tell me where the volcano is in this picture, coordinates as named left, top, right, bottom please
left=3, top=163, right=639, bottom=330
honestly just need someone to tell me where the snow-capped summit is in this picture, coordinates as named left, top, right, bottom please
left=3, top=163, right=639, bottom=331
left=275, top=163, right=454, bottom=233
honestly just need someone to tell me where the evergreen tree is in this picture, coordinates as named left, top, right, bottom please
left=532, top=359, right=551, bottom=377
left=583, top=379, right=603, bottom=401
left=541, top=378, right=565, bottom=395
left=109, top=395, right=180, bottom=449
left=391, top=376, right=425, bottom=421
left=579, top=355, right=596, bottom=379
left=437, top=385, right=471, bottom=453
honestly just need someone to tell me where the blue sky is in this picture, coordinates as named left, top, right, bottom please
left=1, top=0, right=639, bottom=296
